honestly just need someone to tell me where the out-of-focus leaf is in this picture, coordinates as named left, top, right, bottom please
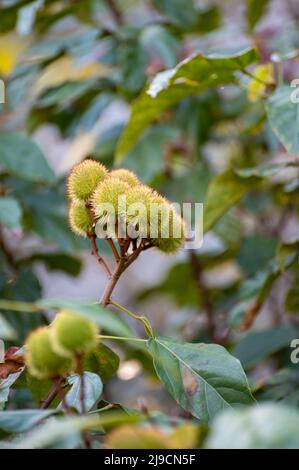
left=0, top=196, right=22, bottom=230
left=246, top=0, right=270, bottom=31
left=22, top=253, right=82, bottom=277
left=0, top=409, right=55, bottom=433
left=206, top=403, right=299, bottom=449
left=203, top=170, right=258, bottom=233
left=63, top=372, right=103, bottom=413
left=267, top=85, right=299, bottom=155
left=148, top=336, right=254, bottom=421
left=232, top=326, right=298, bottom=369
left=237, top=235, right=277, bottom=276
left=106, top=422, right=199, bottom=449
left=116, top=47, right=258, bottom=160
left=14, top=412, right=140, bottom=449
left=235, top=161, right=295, bottom=179
left=0, top=371, right=24, bottom=410
left=83, top=343, right=120, bottom=383
left=0, top=133, right=56, bottom=184
left=285, top=280, right=299, bottom=313
left=38, top=299, right=136, bottom=338
left=0, top=314, right=16, bottom=340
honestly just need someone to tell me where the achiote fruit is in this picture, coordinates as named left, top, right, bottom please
left=68, top=201, right=94, bottom=237
left=68, top=159, right=108, bottom=203
left=50, top=310, right=98, bottom=358
left=25, top=327, right=73, bottom=379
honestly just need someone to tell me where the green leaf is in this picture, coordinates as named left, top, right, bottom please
left=22, top=253, right=82, bottom=277
left=0, top=409, right=55, bottom=433
left=267, top=85, right=299, bottom=155
left=203, top=170, right=258, bottom=233
left=83, top=343, right=120, bottom=383
left=206, top=403, right=299, bottom=449
left=0, top=371, right=24, bottom=410
left=285, top=283, right=299, bottom=313
left=14, top=412, right=140, bottom=449
left=232, top=326, right=298, bottom=369
left=116, top=47, right=258, bottom=160
left=246, top=0, right=270, bottom=31
left=148, top=336, right=254, bottom=422
left=64, top=372, right=103, bottom=412
left=0, top=133, right=56, bottom=184
left=0, top=313, right=16, bottom=340
left=235, top=161, right=295, bottom=179
left=38, top=299, right=135, bottom=338
left=0, top=196, right=22, bottom=230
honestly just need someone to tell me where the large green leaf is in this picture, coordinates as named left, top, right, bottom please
left=0, top=196, right=22, bottom=230
left=148, top=336, right=254, bottom=422
left=206, top=403, right=299, bottom=449
left=232, top=326, right=298, bottom=369
left=116, top=47, right=258, bottom=160
left=267, top=85, right=299, bottom=155
left=0, top=133, right=56, bottom=184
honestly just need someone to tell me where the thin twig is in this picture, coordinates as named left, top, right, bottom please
left=40, top=377, right=64, bottom=409
left=97, top=334, right=147, bottom=343
left=107, top=238, right=120, bottom=261
left=88, top=234, right=112, bottom=278
left=104, top=0, right=123, bottom=25
left=100, top=256, right=126, bottom=305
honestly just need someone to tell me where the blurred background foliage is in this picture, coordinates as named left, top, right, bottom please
left=1, top=0, right=299, bottom=449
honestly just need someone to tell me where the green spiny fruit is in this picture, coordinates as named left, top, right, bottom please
left=125, top=185, right=155, bottom=239
left=152, top=203, right=186, bottom=254
left=68, top=201, right=94, bottom=237
left=25, top=327, right=73, bottom=379
left=67, top=159, right=108, bottom=203
left=91, top=177, right=129, bottom=237
left=110, top=169, right=140, bottom=187
left=50, top=310, right=98, bottom=358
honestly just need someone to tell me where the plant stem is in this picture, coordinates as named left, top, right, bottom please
left=104, top=0, right=123, bottom=25
left=88, top=234, right=112, bottom=278
left=110, top=299, right=153, bottom=337
left=107, top=238, right=120, bottom=261
left=40, top=377, right=64, bottom=409
left=97, top=334, right=147, bottom=343
left=100, top=256, right=126, bottom=305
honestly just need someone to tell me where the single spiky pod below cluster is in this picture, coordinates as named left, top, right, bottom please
left=25, top=327, right=73, bottom=380
left=110, top=169, right=140, bottom=187
left=67, top=159, right=108, bottom=203
left=68, top=201, right=94, bottom=237
left=50, top=310, right=98, bottom=359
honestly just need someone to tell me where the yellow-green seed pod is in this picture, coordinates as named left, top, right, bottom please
left=50, top=310, right=98, bottom=358
left=25, top=327, right=73, bottom=379
left=67, top=159, right=108, bottom=203
left=126, top=185, right=155, bottom=239
left=247, top=64, right=273, bottom=102
left=68, top=201, right=94, bottom=237
left=91, top=177, right=129, bottom=237
left=110, top=169, right=140, bottom=187
left=153, top=206, right=186, bottom=254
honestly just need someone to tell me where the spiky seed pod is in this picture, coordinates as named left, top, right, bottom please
left=110, top=169, right=140, bottom=187
left=25, top=327, right=73, bottom=379
left=152, top=202, right=186, bottom=254
left=50, top=310, right=98, bottom=358
left=67, top=159, right=108, bottom=203
left=91, top=177, right=129, bottom=237
left=68, top=201, right=94, bottom=237
left=125, top=185, right=155, bottom=239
